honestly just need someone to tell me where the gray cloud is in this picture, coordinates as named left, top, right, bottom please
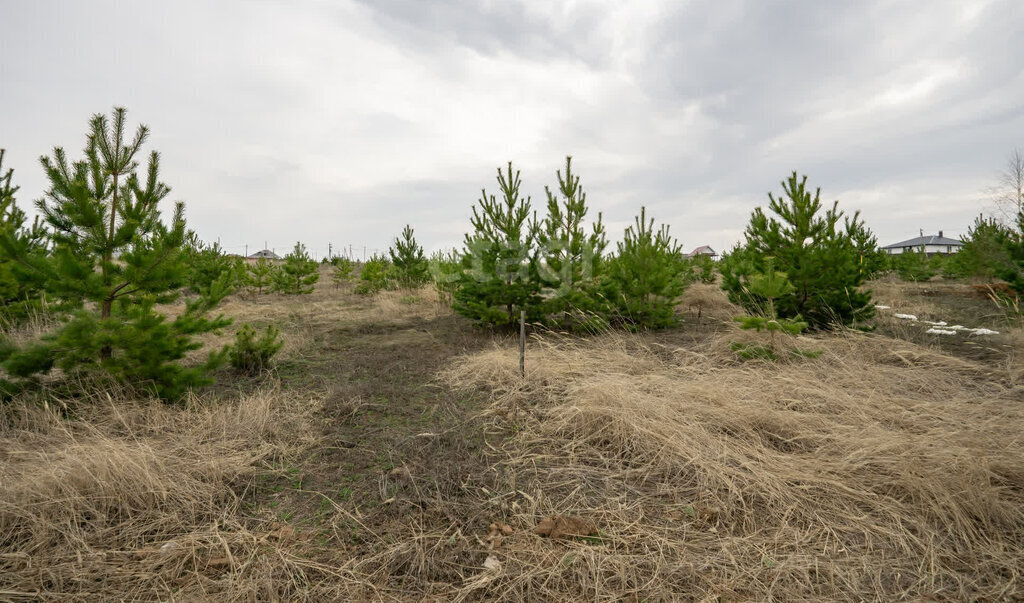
left=1, top=0, right=1021, bottom=259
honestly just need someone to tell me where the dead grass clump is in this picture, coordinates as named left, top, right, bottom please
left=0, top=387, right=329, bottom=600
left=678, top=281, right=740, bottom=321
left=441, top=329, right=1024, bottom=600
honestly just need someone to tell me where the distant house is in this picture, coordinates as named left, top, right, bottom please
left=247, top=249, right=280, bottom=261
left=881, top=232, right=962, bottom=256
left=685, top=245, right=718, bottom=260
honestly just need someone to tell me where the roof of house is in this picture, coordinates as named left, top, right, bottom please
left=247, top=249, right=280, bottom=259
left=686, top=245, right=717, bottom=257
left=881, top=235, right=962, bottom=249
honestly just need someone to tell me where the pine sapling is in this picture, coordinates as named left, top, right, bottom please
left=331, top=257, right=353, bottom=288
left=0, top=108, right=232, bottom=400
left=246, top=257, right=278, bottom=294
left=733, top=257, right=813, bottom=360
left=389, top=225, right=429, bottom=288
left=229, top=323, right=283, bottom=375
left=273, top=242, right=319, bottom=294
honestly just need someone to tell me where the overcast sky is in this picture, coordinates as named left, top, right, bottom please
left=1, top=0, right=1022, bottom=259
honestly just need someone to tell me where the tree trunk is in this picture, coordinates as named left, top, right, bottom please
left=100, top=297, right=112, bottom=359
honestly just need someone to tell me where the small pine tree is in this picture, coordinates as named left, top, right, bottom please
left=229, top=323, right=283, bottom=375
left=0, top=149, right=48, bottom=324
left=732, top=258, right=813, bottom=360
left=453, top=162, right=540, bottom=326
left=892, top=244, right=937, bottom=282
left=535, top=156, right=608, bottom=330
left=845, top=214, right=887, bottom=279
left=606, top=206, right=689, bottom=329
left=331, top=256, right=353, bottom=288
left=389, top=225, right=430, bottom=287
left=687, top=254, right=717, bottom=284
left=355, top=254, right=393, bottom=294
left=720, top=172, right=874, bottom=328
left=429, top=249, right=462, bottom=306
left=998, top=211, right=1024, bottom=293
left=0, top=108, right=230, bottom=400
left=245, top=257, right=278, bottom=294
left=183, top=235, right=244, bottom=296
left=273, top=242, right=319, bottom=294
left=946, top=215, right=1014, bottom=280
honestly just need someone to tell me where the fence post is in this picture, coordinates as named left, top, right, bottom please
left=519, top=309, right=526, bottom=378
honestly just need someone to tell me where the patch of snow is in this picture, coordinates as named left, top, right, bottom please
left=875, top=305, right=891, bottom=310
left=947, top=325, right=969, bottom=331
left=926, top=328, right=957, bottom=335
left=921, top=320, right=948, bottom=326
left=159, top=541, right=180, bottom=554
left=894, top=313, right=918, bottom=321
left=969, top=328, right=1000, bottom=335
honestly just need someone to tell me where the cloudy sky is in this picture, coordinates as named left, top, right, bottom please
left=1, top=0, right=1021, bottom=259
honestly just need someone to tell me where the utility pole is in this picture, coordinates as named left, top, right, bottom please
left=328, top=243, right=332, bottom=261
left=245, top=244, right=248, bottom=257
left=363, top=246, right=366, bottom=261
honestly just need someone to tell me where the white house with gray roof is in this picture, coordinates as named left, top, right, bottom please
left=881, top=231, right=962, bottom=256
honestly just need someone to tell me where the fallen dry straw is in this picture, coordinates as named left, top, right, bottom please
left=442, top=329, right=1024, bottom=600
left=0, top=387, right=328, bottom=601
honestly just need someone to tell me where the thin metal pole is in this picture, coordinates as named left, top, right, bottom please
left=519, top=310, right=526, bottom=378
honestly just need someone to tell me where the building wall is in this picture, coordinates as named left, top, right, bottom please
left=884, top=244, right=960, bottom=256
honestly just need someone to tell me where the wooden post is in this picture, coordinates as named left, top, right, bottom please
left=519, top=309, right=526, bottom=378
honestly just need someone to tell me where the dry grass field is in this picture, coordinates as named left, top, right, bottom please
left=1, top=268, right=1022, bottom=600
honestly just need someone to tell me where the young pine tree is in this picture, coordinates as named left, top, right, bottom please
left=0, top=149, right=48, bottom=324
left=0, top=108, right=231, bottom=400
left=454, top=162, right=540, bottom=326
left=946, top=215, right=1014, bottom=280
left=997, top=211, right=1024, bottom=294
left=183, top=235, right=245, bottom=296
left=535, top=156, right=608, bottom=330
left=720, top=172, right=874, bottom=328
left=355, top=254, right=393, bottom=294
left=429, top=249, right=462, bottom=306
left=245, top=257, right=278, bottom=294
left=845, top=214, right=887, bottom=280
left=331, top=256, right=353, bottom=288
left=732, top=258, right=812, bottom=360
left=389, top=225, right=430, bottom=288
left=606, top=206, right=689, bottom=329
left=273, top=242, right=319, bottom=294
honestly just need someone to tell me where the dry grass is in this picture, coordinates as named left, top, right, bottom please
left=3, top=275, right=1022, bottom=600
left=0, top=387, right=330, bottom=600
left=439, top=328, right=1024, bottom=600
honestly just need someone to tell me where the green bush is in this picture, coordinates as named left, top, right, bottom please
left=605, top=207, right=689, bottom=329
left=720, top=172, right=874, bottom=329
left=229, top=323, right=283, bottom=375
